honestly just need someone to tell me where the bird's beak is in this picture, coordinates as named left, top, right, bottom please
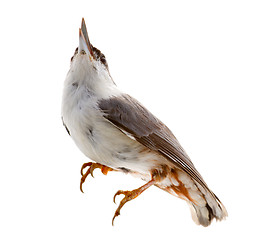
left=79, top=18, right=95, bottom=58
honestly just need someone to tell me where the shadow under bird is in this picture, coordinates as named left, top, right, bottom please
left=61, top=18, right=227, bottom=226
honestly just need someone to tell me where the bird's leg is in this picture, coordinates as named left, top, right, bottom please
left=80, top=162, right=114, bottom=193
left=112, top=178, right=156, bottom=225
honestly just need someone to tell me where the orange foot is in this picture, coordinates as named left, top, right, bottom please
left=80, top=162, right=114, bottom=193
left=112, top=178, right=156, bottom=225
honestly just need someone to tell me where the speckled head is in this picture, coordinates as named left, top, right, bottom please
left=71, top=18, right=108, bottom=70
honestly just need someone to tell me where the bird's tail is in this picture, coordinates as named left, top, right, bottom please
left=160, top=169, right=227, bottom=227
left=187, top=192, right=227, bottom=227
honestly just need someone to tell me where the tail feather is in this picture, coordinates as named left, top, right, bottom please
left=180, top=170, right=228, bottom=226
left=161, top=169, right=227, bottom=227
left=188, top=196, right=227, bottom=227
left=188, top=203, right=213, bottom=227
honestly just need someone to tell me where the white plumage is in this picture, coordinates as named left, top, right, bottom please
left=61, top=18, right=227, bottom=226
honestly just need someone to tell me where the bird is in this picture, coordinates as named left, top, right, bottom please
left=61, top=18, right=227, bottom=227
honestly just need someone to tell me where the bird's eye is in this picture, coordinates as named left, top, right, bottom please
left=70, top=47, right=79, bottom=62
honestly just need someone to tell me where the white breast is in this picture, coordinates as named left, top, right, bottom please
left=61, top=54, right=160, bottom=176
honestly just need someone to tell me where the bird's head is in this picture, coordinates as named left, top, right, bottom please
left=65, top=18, right=117, bottom=99
left=70, top=18, right=109, bottom=73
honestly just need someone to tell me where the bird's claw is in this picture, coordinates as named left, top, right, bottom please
left=111, top=178, right=156, bottom=225
left=81, top=162, right=93, bottom=177
left=80, top=162, right=113, bottom=193
left=112, top=189, right=140, bottom=225
left=113, top=190, right=129, bottom=204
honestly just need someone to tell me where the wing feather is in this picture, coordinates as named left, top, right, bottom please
left=98, top=94, right=209, bottom=190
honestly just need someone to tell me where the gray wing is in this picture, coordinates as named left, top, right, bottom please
left=98, top=94, right=209, bottom=190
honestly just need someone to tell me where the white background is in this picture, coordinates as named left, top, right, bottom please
left=1, top=0, right=273, bottom=239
